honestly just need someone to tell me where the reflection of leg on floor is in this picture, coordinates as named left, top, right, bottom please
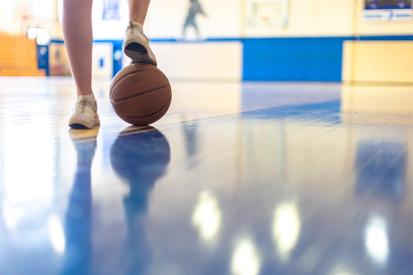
left=60, top=134, right=97, bottom=275
left=182, top=118, right=200, bottom=167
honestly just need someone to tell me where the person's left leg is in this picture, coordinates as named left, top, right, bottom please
left=63, top=0, right=100, bottom=129
left=183, top=17, right=190, bottom=38
left=124, top=0, right=157, bottom=65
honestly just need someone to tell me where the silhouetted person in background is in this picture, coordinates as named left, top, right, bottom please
left=183, top=0, right=207, bottom=39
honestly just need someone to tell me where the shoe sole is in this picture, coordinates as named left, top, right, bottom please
left=124, top=41, right=156, bottom=65
left=69, top=117, right=100, bottom=129
left=69, top=123, right=90, bottom=130
left=125, top=42, right=147, bottom=55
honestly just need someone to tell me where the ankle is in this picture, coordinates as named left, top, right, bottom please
left=77, top=93, right=96, bottom=102
left=129, top=21, right=144, bottom=32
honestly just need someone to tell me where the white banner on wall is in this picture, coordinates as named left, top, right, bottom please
left=246, top=0, right=289, bottom=28
left=364, top=0, right=412, bottom=21
left=102, top=0, right=121, bottom=20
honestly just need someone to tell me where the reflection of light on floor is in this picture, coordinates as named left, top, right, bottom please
left=342, top=85, right=413, bottom=115
left=48, top=215, right=66, bottom=254
left=2, top=202, right=24, bottom=230
left=231, top=238, right=261, bottom=275
left=364, top=215, right=389, bottom=265
left=192, top=191, right=222, bottom=242
left=3, top=115, right=55, bottom=231
left=329, top=265, right=358, bottom=275
left=4, top=116, right=54, bottom=202
left=272, top=200, right=301, bottom=261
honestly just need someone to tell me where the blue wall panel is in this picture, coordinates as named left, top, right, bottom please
left=50, top=35, right=413, bottom=82
left=242, top=37, right=347, bottom=82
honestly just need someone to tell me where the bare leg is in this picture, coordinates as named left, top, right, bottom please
left=129, top=0, right=150, bottom=25
left=63, top=0, right=99, bottom=129
left=63, top=0, right=94, bottom=96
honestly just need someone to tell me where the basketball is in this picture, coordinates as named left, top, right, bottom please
left=110, top=63, right=172, bottom=126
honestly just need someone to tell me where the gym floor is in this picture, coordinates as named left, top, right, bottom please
left=0, top=78, right=412, bottom=274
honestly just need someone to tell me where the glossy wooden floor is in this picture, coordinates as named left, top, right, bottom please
left=0, top=78, right=412, bottom=275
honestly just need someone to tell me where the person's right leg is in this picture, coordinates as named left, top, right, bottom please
left=183, top=18, right=190, bottom=38
left=129, top=0, right=150, bottom=24
left=63, top=0, right=99, bottom=129
left=124, top=0, right=157, bottom=65
left=193, top=22, right=200, bottom=37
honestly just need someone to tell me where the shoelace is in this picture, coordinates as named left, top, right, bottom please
left=76, top=99, right=96, bottom=113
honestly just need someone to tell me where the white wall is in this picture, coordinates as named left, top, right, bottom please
left=244, top=0, right=355, bottom=37
left=3, top=0, right=413, bottom=39
left=343, top=41, right=413, bottom=84
left=0, top=0, right=58, bottom=35
left=151, top=42, right=243, bottom=81
left=0, top=1, right=18, bottom=34
left=92, top=0, right=243, bottom=40
left=91, top=0, right=413, bottom=40
left=243, top=0, right=413, bottom=37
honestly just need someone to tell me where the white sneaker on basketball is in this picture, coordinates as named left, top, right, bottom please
left=69, top=97, right=100, bottom=129
left=123, top=21, right=157, bottom=66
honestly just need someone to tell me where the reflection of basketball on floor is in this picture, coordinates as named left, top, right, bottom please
left=110, top=127, right=171, bottom=187
left=110, top=63, right=172, bottom=126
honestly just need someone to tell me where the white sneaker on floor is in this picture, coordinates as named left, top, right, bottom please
left=123, top=21, right=157, bottom=66
left=68, top=98, right=100, bottom=129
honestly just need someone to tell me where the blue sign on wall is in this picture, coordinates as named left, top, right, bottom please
left=365, top=0, right=411, bottom=10
left=364, top=0, right=412, bottom=20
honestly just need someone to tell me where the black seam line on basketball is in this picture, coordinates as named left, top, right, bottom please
left=116, top=99, right=170, bottom=118
left=115, top=100, right=171, bottom=119
left=111, top=85, right=171, bottom=104
left=111, top=68, right=164, bottom=90
left=111, top=71, right=168, bottom=98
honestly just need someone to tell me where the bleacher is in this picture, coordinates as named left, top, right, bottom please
left=0, top=32, right=45, bottom=76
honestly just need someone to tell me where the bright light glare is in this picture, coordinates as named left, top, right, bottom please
left=36, top=29, right=50, bottom=45
left=27, top=27, right=38, bottom=40
left=272, top=200, right=301, bottom=261
left=48, top=215, right=66, bottom=254
left=3, top=115, right=54, bottom=231
left=364, top=215, right=389, bottom=265
left=192, top=191, right=222, bottom=242
left=231, top=238, right=261, bottom=275
left=4, top=116, right=54, bottom=203
left=2, top=202, right=24, bottom=230
left=26, top=27, right=50, bottom=45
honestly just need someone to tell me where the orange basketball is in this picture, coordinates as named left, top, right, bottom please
left=110, top=63, right=172, bottom=126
